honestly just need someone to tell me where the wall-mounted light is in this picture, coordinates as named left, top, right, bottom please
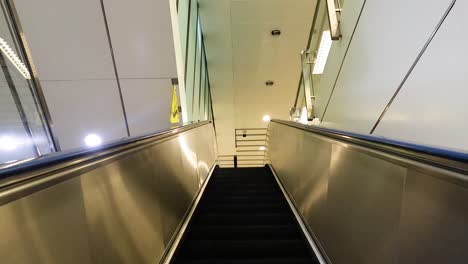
left=313, top=31, right=332, bottom=75
left=265, top=80, right=274, bottom=86
left=84, top=134, right=102, bottom=147
left=262, top=115, right=271, bottom=122
left=259, top=146, right=266, bottom=151
left=0, top=135, right=18, bottom=151
left=0, top=38, right=31, bottom=79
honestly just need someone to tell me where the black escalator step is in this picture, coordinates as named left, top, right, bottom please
left=197, top=203, right=288, bottom=213
left=193, top=213, right=293, bottom=225
left=202, top=195, right=283, bottom=203
left=178, top=239, right=311, bottom=259
left=206, top=188, right=280, bottom=195
left=186, top=225, right=302, bottom=240
left=177, top=258, right=314, bottom=264
left=171, top=167, right=318, bottom=264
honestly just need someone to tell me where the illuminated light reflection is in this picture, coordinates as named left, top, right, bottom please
left=259, top=146, right=266, bottom=151
left=0, top=135, right=18, bottom=151
left=0, top=38, right=31, bottom=79
left=84, top=134, right=102, bottom=147
left=300, top=107, right=308, bottom=124
left=179, top=135, right=198, bottom=169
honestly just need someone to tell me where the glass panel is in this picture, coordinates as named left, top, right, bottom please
left=192, top=18, right=202, bottom=122
left=310, top=0, right=330, bottom=108
left=177, top=0, right=191, bottom=65
left=0, top=4, right=54, bottom=165
left=184, top=0, right=198, bottom=122
left=199, top=47, right=206, bottom=121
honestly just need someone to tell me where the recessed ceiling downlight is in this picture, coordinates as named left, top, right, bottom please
left=271, top=29, right=281, bottom=36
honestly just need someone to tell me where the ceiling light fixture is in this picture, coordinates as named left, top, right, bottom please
left=0, top=38, right=31, bottom=79
left=313, top=31, right=332, bottom=74
left=262, top=115, right=271, bottom=122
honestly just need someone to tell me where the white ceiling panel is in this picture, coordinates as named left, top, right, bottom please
left=199, top=0, right=315, bottom=155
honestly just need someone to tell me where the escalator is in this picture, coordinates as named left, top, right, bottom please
left=171, top=166, right=319, bottom=264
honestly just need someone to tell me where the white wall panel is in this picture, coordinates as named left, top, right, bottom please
left=13, top=0, right=116, bottom=80
left=320, top=0, right=453, bottom=133
left=120, top=79, right=173, bottom=137
left=41, top=80, right=127, bottom=150
left=103, top=0, right=177, bottom=79
left=374, top=1, right=468, bottom=152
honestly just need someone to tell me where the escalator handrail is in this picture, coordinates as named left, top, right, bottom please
left=271, top=119, right=468, bottom=175
left=0, top=121, right=212, bottom=182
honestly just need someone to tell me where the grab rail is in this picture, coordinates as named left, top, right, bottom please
left=272, top=119, right=468, bottom=175
left=0, top=121, right=211, bottom=186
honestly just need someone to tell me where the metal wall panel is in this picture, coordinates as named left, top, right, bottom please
left=80, top=149, right=165, bottom=264
left=398, top=170, right=468, bottom=264
left=0, top=177, right=93, bottom=264
left=269, top=121, right=468, bottom=264
left=0, top=123, right=217, bottom=264
left=269, top=125, right=304, bottom=200
left=195, top=125, right=217, bottom=186
left=323, top=145, right=405, bottom=264
left=294, top=132, right=331, bottom=244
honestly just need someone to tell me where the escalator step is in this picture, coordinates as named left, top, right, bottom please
left=171, top=167, right=318, bottom=264
left=186, top=225, right=302, bottom=240
left=178, top=239, right=311, bottom=259
left=176, top=259, right=312, bottom=264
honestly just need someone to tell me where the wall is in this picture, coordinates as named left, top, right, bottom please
left=13, top=0, right=179, bottom=151
left=314, top=0, right=465, bottom=152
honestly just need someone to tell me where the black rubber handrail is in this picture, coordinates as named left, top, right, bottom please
left=272, top=119, right=468, bottom=175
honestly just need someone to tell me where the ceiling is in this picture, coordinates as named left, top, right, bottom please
left=199, top=0, right=316, bottom=155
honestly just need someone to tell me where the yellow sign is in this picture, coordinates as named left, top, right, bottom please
left=170, top=85, right=180, bottom=124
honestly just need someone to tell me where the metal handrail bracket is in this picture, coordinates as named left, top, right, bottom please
left=326, top=0, right=342, bottom=40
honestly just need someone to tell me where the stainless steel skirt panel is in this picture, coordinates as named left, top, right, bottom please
left=0, top=123, right=217, bottom=264
left=268, top=121, right=468, bottom=264
left=0, top=177, right=93, bottom=264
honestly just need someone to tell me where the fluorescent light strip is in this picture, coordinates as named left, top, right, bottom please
left=313, top=30, right=332, bottom=74
left=0, top=37, right=31, bottom=79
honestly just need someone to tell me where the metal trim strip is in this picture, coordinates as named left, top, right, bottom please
left=99, top=0, right=131, bottom=137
